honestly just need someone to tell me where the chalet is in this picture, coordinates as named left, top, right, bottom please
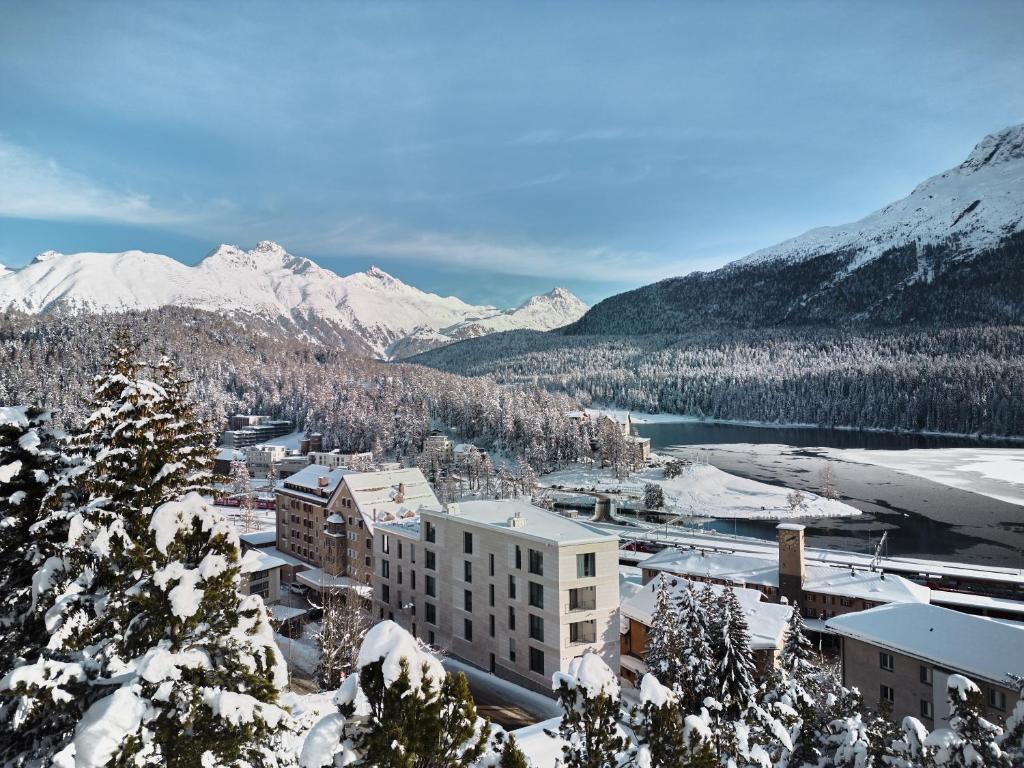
left=619, top=573, right=791, bottom=685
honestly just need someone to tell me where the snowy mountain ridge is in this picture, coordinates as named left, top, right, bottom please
left=0, top=240, right=587, bottom=358
left=733, top=123, right=1024, bottom=272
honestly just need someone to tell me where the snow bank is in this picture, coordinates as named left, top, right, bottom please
left=355, top=620, right=444, bottom=691
left=553, top=652, right=619, bottom=700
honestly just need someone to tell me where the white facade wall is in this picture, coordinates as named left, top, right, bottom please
left=373, top=506, right=619, bottom=695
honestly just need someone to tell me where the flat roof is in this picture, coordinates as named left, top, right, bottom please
left=826, top=602, right=1024, bottom=686
left=240, top=529, right=277, bottom=546
left=296, top=568, right=373, bottom=597
left=930, top=589, right=1024, bottom=616
left=425, top=499, right=617, bottom=546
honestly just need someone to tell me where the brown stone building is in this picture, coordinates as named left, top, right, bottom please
left=826, top=603, right=1023, bottom=728
left=274, top=464, right=439, bottom=592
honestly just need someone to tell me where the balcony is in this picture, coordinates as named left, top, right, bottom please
left=566, top=619, right=597, bottom=646
left=566, top=586, right=597, bottom=612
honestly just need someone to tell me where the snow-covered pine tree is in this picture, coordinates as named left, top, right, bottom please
left=314, top=587, right=371, bottom=690
left=1001, top=675, right=1024, bottom=765
left=302, top=621, right=492, bottom=768
left=632, top=673, right=687, bottom=768
left=676, top=580, right=716, bottom=713
left=925, top=674, right=1010, bottom=767
left=716, top=588, right=757, bottom=719
left=230, top=458, right=260, bottom=532
left=643, top=482, right=664, bottom=510
left=644, top=575, right=685, bottom=690
left=0, top=406, right=77, bottom=762
left=498, top=734, right=529, bottom=768
left=4, top=341, right=295, bottom=767
left=554, top=652, right=628, bottom=768
left=780, top=604, right=816, bottom=675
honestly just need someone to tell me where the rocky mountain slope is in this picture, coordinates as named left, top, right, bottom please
left=566, top=123, right=1024, bottom=335
left=0, top=241, right=586, bottom=358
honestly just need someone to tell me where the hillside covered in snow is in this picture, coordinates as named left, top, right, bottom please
left=0, top=241, right=587, bottom=359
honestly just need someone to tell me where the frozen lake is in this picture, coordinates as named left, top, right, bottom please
left=633, top=420, right=1024, bottom=568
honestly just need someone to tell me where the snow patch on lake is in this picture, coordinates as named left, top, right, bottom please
left=542, top=462, right=860, bottom=520
left=825, top=448, right=1024, bottom=507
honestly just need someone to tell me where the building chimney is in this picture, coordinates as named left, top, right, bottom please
left=395, top=482, right=406, bottom=503
left=447, top=502, right=460, bottom=516
left=777, top=523, right=805, bottom=606
left=508, top=514, right=527, bottom=529
left=318, top=475, right=329, bottom=488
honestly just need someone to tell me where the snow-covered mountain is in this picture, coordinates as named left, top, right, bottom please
left=0, top=240, right=587, bottom=358
left=736, top=122, right=1024, bottom=270
left=565, top=123, right=1024, bottom=334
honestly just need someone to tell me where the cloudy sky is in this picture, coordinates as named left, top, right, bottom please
left=1, top=1, right=1022, bottom=306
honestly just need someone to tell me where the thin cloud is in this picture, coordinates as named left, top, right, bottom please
left=0, top=137, right=190, bottom=226
left=294, top=220, right=680, bottom=284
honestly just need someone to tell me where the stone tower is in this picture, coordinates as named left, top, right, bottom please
left=777, top=523, right=805, bottom=606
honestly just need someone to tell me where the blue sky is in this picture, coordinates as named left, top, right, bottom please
left=1, top=1, right=1022, bottom=306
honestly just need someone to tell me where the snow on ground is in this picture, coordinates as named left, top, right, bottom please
left=824, top=447, right=1024, bottom=507
left=275, top=622, right=321, bottom=677
left=542, top=462, right=860, bottom=520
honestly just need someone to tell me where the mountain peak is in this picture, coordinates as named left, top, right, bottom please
left=959, top=123, right=1024, bottom=174
left=366, top=265, right=395, bottom=280
left=32, top=250, right=63, bottom=264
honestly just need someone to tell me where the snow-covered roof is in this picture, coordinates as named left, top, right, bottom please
left=512, top=717, right=632, bottom=768
left=270, top=604, right=308, bottom=622
left=375, top=517, right=423, bottom=539
left=642, top=546, right=930, bottom=604
left=296, top=568, right=373, bottom=597
left=239, top=529, right=277, bottom=547
left=241, top=549, right=287, bottom=573
left=216, top=447, right=246, bottom=462
left=254, top=545, right=306, bottom=568
left=279, top=465, right=351, bottom=498
left=621, top=574, right=791, bottom=651
left=430, top=499, right=617, bottom=546
left=930, top=590, right=1024, bottom=617
left=826, top=603, right=1024, bottom=686
left=340, top=467, right=440, bottom=535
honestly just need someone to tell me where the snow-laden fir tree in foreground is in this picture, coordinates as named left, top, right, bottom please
left=301, top=621, right=492, bottom=768
left=925, top=674, right=1009, bottom=766
left=715, top=588, right=757, bottom=719
left=676, top=581, right=716, bottom=713
left=1, top=337, right=294, bottom=767
left=631, top=673, right=716, bottom=768
left=1001, top=675, right=1024, bottom=765
left=0, top=406, right=78, bottom=761
left=553, top=651, right=629, bottom=768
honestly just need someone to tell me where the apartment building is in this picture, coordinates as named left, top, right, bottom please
left=274, top=464, right=439, bottom=591
left=640, top=524, right=930, bottom=627
left=372, top=499, right=620, bottom=695
left=827, top=603, right=1023, bottom=727
left=308, top=450, right=375, bottom=470
left=247, top=444, right=287, bottom=479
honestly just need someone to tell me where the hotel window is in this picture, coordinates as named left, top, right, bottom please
left=508, top=575, right=517, bottom=600
left=464, top=619, right=473, bottom=641
left=381, top=584, right=390, bottom=604
left=528, top=614, right=544, bottom=642
left=464, top=531, right=473, bottom=554
left=489, top=584, right=495, bottom=607
left=464, top=589, right=473, bottom=612
left=528, top=549, right=543, bottom=576
left=489, top=553, right=495, bottom=577
left=529, top=647, right=544, bottom=675
left=576, top=552, right=596, bottom=578
left=989, top=689, right=1007, bottom=711
left=425, top=522, right=436, bottom=543
left=528, top=582, right=544, bottom=609
left=509, top=638, right=516, bottom=662
left=880, top=685, right=894, bottom=705
left=515, top=545, right=522, bottom=570
left=381, top=559, right=390, bottom=579
left=425, top=575, right=436, bottom=598
left=920, top=699, right=933, bottom=719
left=464, top=560, right=473, bottom=583
left=425, top=602, right=437, bottom=625
left=508, top=607, right=516, bottom=630
left=489, top=614, right=496, bottom=637
left=411, top=570, right=417, bottom=589
left=426, top=550, right=436, bottom=570
left=879, top=652, right=894, bottom=671
left=397, top=541, right=403, bottom=559
left=920, top=666, right=932, bottom=685
left=397, top=567, right=403, bottom=585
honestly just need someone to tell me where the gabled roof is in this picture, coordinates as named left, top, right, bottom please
left=643, top=546, right=930, bottom=605
left=826, top=603, right=1024, bottom=686
left=278, top=464, right=351, bottom=500
left=341, top=467, right=440, bottom=534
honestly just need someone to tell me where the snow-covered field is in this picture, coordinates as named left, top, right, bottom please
left=541, top=462, right=861, bottom=520
left=824, top=448, right=1024, bottom=507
